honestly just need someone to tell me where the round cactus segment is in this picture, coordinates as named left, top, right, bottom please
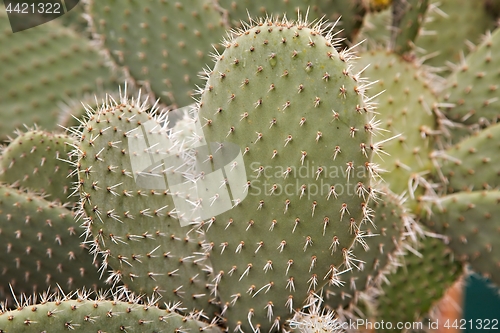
left=323, top=188, right=408, bottom=310
left=86, top=0, right=226, bottom=108
left=197, top=18, right=379, bottom=331
left=0, top=297, right=223, bottom=332
left=0, top=11, right=118, bottom=140
left=75, top=94, right=219, bottom=316
left=217, top=0, right=367, bottom=44
left=376, top=234, right=463, bottom=332
left=436, top=122, right=500, bottom=193
left=356, top=8, right=392, bottom=49
left=414, top=0, right=495, bottom=70
left=0, top=130, right=77, bottom=204
left=391, top=0, right=429, bottom=54
left=441, top=28, right=500, bottom=129
left=354, top=50, right=437, bottom=209
left=0, top=184, right=105, bottom=299
left=426, top=190, right=500, bottom=286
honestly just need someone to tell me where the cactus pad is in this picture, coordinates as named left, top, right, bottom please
left=0, top=130, right=76, bottom=204
left=86, top=0, right=226, bottom=108
left=426, top=190, right=500, bottom=286
left=0, top=184, right=104, bottom=299
left=0, top=11, right=118, bottom=139
left=197, top=17, right=379, bottom=331
left=75, top=94, right=219, bottom=316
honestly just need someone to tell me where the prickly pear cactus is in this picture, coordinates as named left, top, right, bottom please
left=0, top=294, right=223, bottom=332
left=323, top=187, right=408, bottom=311
left=75, top=94, right=219, bottom=316
left=217, top=0, right=367, bottom=44
left=391, top=0, right=429, bottom=54
left=414, top=0, right=495, bottom=69
left=196, top=17, right=381, bottom=331
left=0, top=11, right=118, bottom=140
left=0, top=184, right=105, bottom=299
left=375, top=234, right=463, bottom=332
left=426, top=191, right=500, bottom=286
left=441, top=28, right=500, bottom=131
left=436, top=122, right=500, bottom=193
left=0, top=130, right=76, bottom=204
left=87, top=0, right=226, bottom=108
left=354, top=50, right=438, bottom=209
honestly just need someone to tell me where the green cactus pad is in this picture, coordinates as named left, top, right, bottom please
left=354, top=50, right=437, bottom=209
left=425, top=190, right=500, bottom=286
left=391, top=0, right=429, bottom=54
left=86, top=0, right=226, bottom=108
left=0, top=184, right=104, bottom=300
left=323, top=188, right=408, bottom=310
left=76, top=94, right=219, bottom=316
left=197, top=18, right=379, bottom=332
left=376, top=234, right=463, bottom=332
left=414, top=0, right=495, bottom=70
left=0, top=11, right=118, bottom=140
left=356, top=8, right=392, bottom=49
left=441, top=28, right=500, bottom=129
left=436, top=122, right=500, bottom=193
left=0, top=296, right=222, bottom=332
left=217, top=0, right=367, bottom=44
left=0, top=130, right=77, bottom=204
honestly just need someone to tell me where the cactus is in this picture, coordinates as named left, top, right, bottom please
left=425, top=190, right=500, bottom=286
left=86, top=0, right=227, bottom=109
left=375, top=233, right=463, bottom=331
left=217, top=0, right=367, bottom=45
left=391, top=0, right=429, bottom=55
left=196, top=16, right=381, bottom=332
left=414, top=0, right=496, bottom=70
left=323, top=187, right=408, bottom=311
left=353, top=50, right=438, bottom=209
left=74, top=93, right=219, bottom=316
left=0, top=292, right=223, bottom=332
left=0, top=11, right=118, bottom=140
left=435, top=122, right=500, bottom=193
left=0, top=130, right=76, bottom=204
left=440, top=28, right=500, bottom=134
left=0, top=184, right=105, bottom=299
left=1, top=0, right=500, bottom=331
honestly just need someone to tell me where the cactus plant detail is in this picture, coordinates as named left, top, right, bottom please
left=0, top=0, right=500, bottom=331
left=196, top=16, right=382, bottom=332
left=0, top=130, right=77, bottom=204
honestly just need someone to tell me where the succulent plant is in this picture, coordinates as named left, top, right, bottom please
left=1, top=0, right=500, bottom=332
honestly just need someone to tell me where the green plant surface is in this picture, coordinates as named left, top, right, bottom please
left=86, top=0, right=227, bottom=109
left=75, top=95, right=219, bottom=316
left=197, top=17, right=380, bottom=332
left=0, top=130, right=77, bottom=204
left=425, top=190, right=500, bottom=286
left=0, top=296, right=223, bottom=332
left=0, top=184, right=105, bottom=299
left=0, top=12, right=118, bottom=141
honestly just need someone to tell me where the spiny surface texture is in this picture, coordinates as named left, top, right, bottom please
left=0, top=11, right=117, bottom=139
left=76, top=97, right=219, bottom=316
left=441, top=28, right=500, bottom=130
left=0, top=297, right=223, bottom=332
left=376, top=234, right=462, bottom=332
left=354, top=50, right=437, bottom=209
left=0, top=185, right=104, bottom=299
left=426, top=191, right=500, bottom=285
left=197, top=18, right=379, bottom=332
left=323, top=188, right=407, bottom=310
left=414, top=0, right=495, bottom=69
left=87, top=0, right=226, bottom=108
left=437, top=122, right=500, bottom=193
left=0, top=130, right=76, bottom=204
